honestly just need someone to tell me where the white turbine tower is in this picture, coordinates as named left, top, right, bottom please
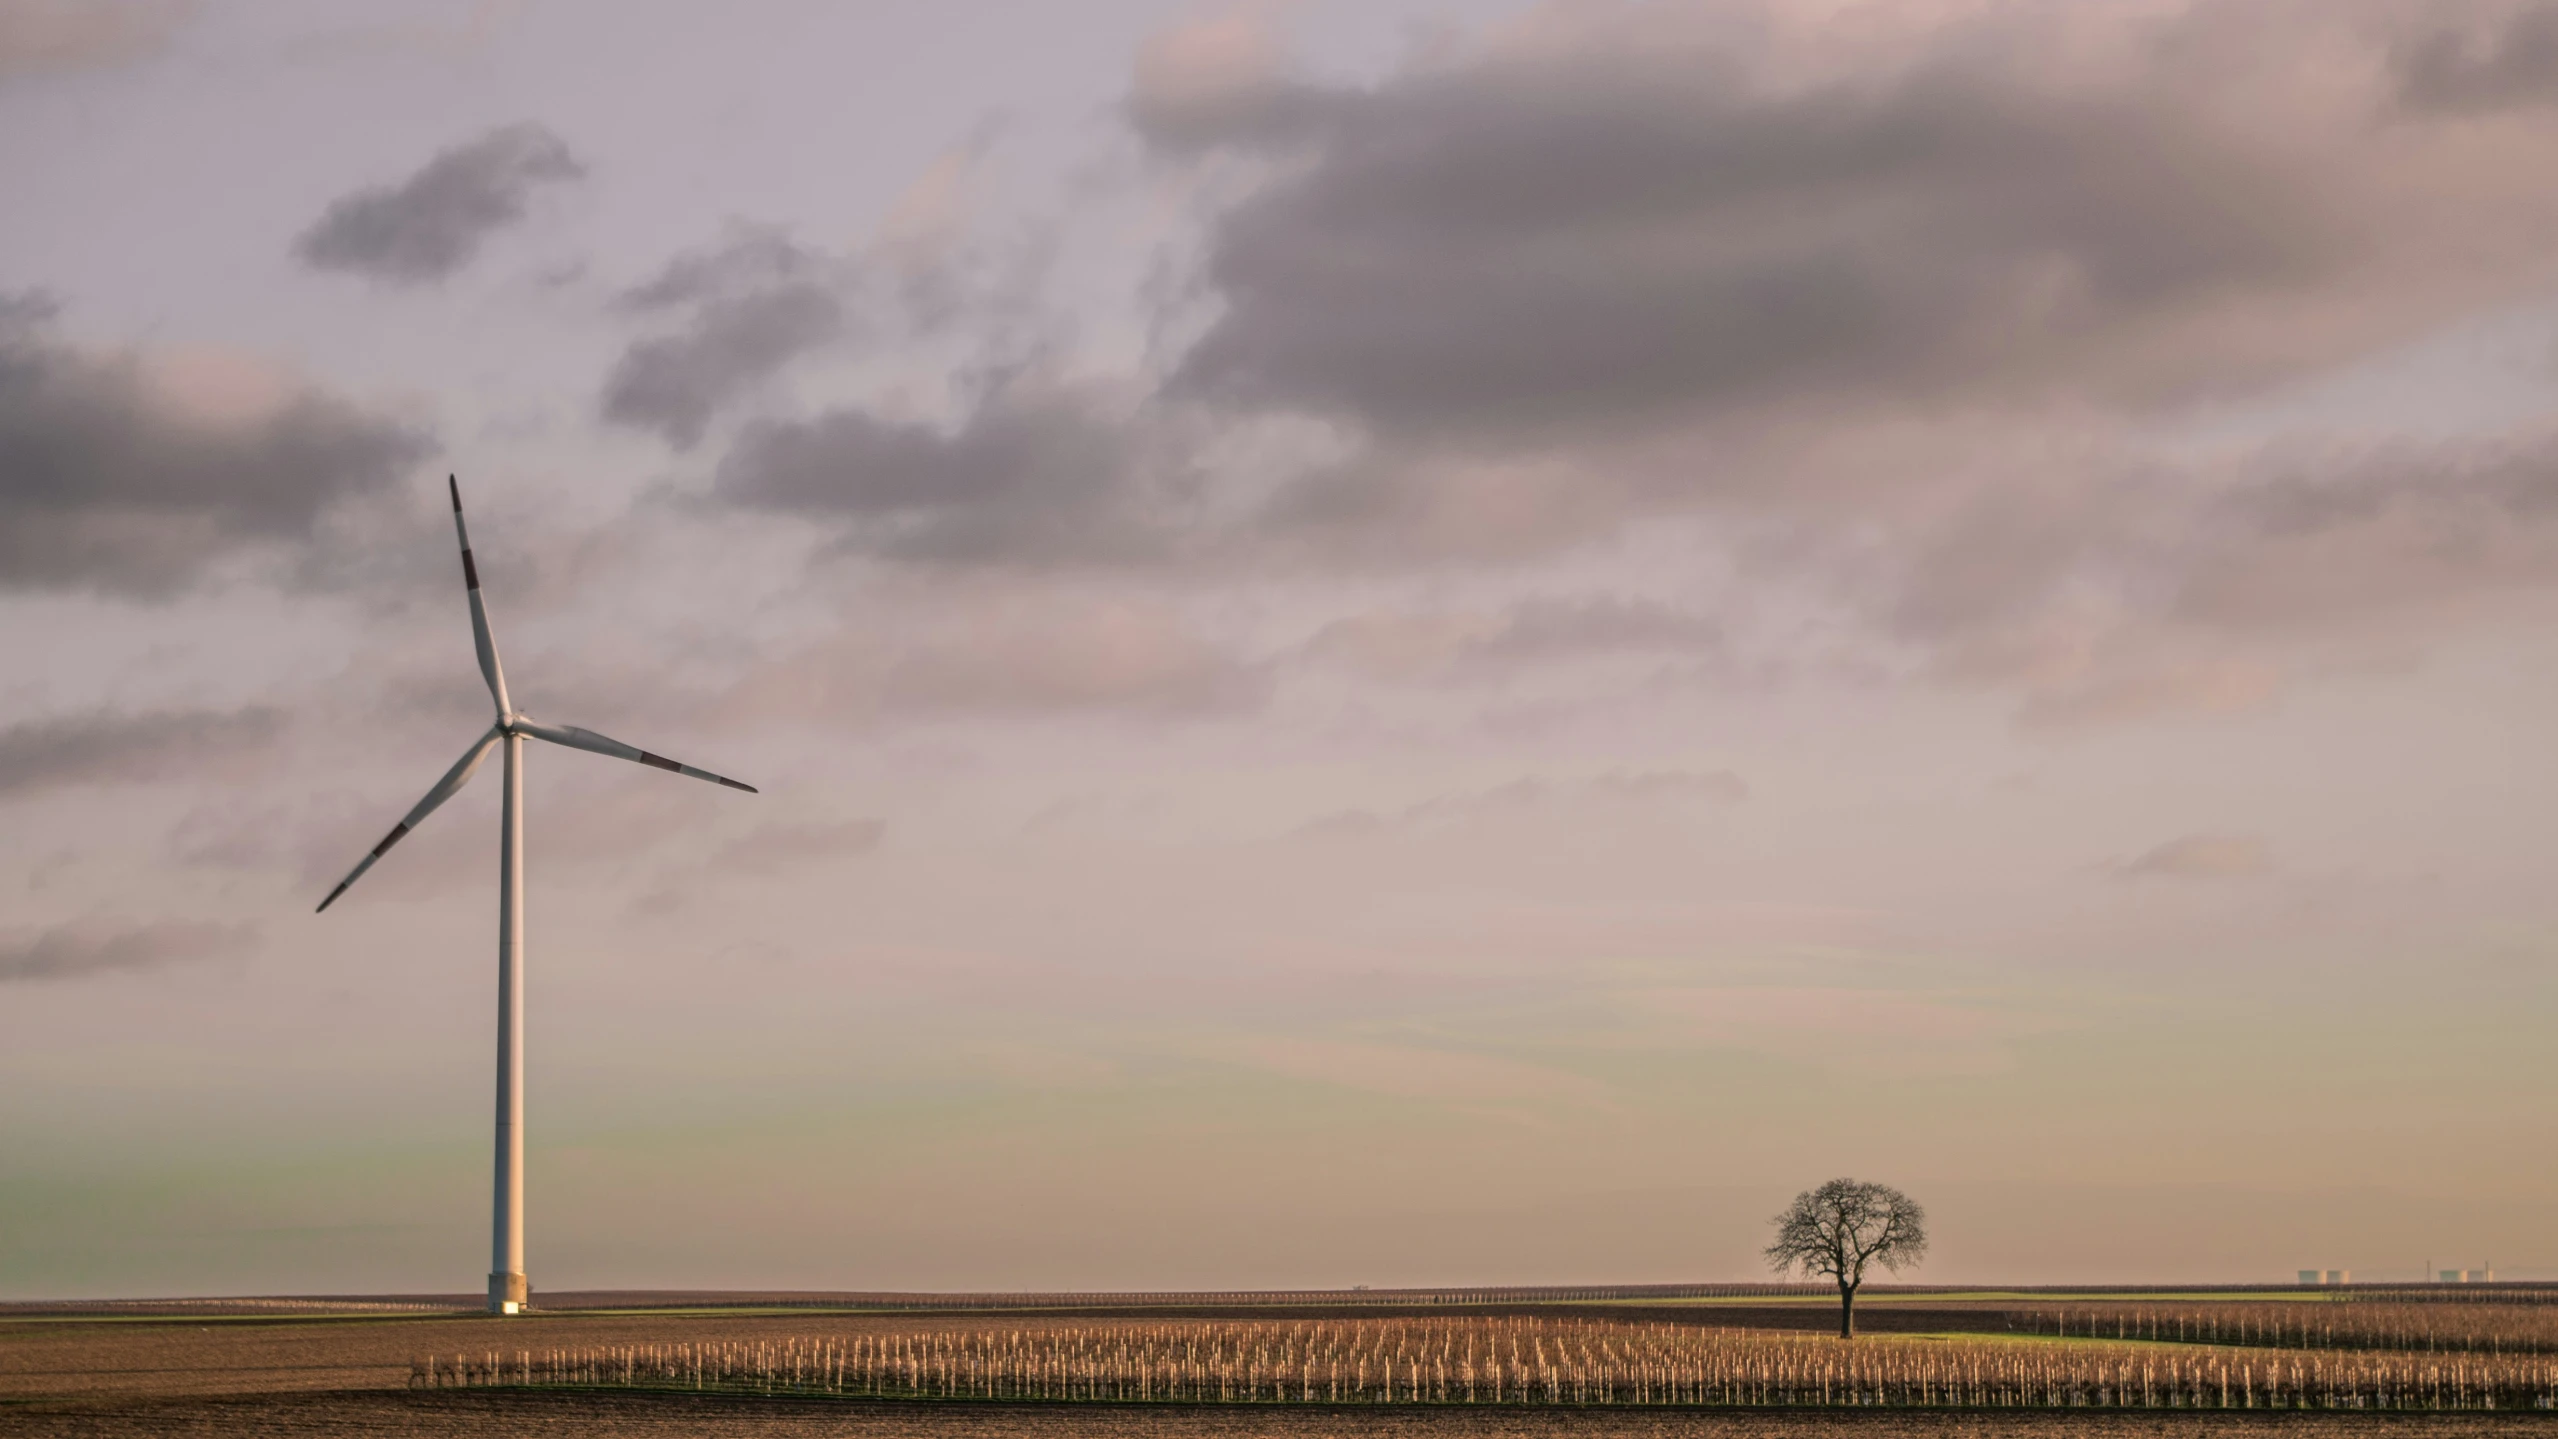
left=318, top=475, right=754, bottom=1315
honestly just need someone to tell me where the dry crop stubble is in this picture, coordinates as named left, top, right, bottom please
left=1998, top=1304, right=2558, bottom=1357
left=426, top=1315, right=2558, bottom=1410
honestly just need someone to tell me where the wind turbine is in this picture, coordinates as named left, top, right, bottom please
left=317, top=475, right=754, bottom=1315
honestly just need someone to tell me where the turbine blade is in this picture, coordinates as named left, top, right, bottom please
left=514, top=717, right=757, bottom=793
left=315, top=727, right=504, bottom=913
left=449, top=475, right=512, bottom=719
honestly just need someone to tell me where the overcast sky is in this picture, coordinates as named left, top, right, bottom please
left=5, top=0, right=2557, bottom=1299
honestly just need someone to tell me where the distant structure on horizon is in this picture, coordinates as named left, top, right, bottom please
left=316, top=476, right=756, bottom=1315
left=2297, top=1269, right=2349, bottom=1285
left=2439, top=1267, right=2495, bottom=1283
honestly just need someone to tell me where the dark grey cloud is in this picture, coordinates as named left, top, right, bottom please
left=1129, top=3, right=2558, bottom=498
left=604, top=232, right=848, bottom=449
left=1151, top=23, right=2340, bottom=442
left=295, top=122, right=583, bottom=283
left=2398, top=5, right=2558, bottom=112
left=621, top=228, right=814, bottom=309
left=604, top=287, right=842, bottom=449
left=716, top=381, right=1177, bottom=565
left=0, top=705, right=282, bottom=796
left=0, top=298, right=431, bottom=595
left=0, top=919, right=256, bottom=983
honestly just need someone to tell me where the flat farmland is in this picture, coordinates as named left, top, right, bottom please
left=3, top=1310, right=1108, bottom=1402
left=9, top=1390, right=2556, bottom=1439
left=7, top=1297, right=2555, bottom=1438
left=0, top=1304, right=2088, bottom=1403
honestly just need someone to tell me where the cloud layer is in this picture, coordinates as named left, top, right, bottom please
left=717, top=379, right=1180, bottom=567
left=1151, top=3, right=2558, bottom=445
left=663, top=0, right=2558, bottom=726
left=603, top=230, right=850, bottom=449
left=295, top=123, right=583, bottom=284
left=0, top=705, right=280, bottom=795
left=0, top=297, right=430, bottom=595
left=0, top=920, right=255, bottom=983
left=1094, top=0, right=2558, bottom=722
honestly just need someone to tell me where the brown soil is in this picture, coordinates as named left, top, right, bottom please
left=0, top=1312, right=1049, bottom=1402
left=6, top=1392, right=2553, bottom=1439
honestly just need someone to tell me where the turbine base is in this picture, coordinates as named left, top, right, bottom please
left=488, top=1271, right=529, bottom=1314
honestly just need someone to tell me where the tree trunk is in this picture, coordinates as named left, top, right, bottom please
left=1839, top=1281, right=1857, bottom=1339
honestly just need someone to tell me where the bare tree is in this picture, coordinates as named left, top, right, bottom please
left=1764, top=1178, right=1927, bottom=1338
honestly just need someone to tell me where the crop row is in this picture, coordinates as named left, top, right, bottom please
left=2004, top=1303, right=2558, bottom=1356
left=416, top=1318, right=2558, bottom=1409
